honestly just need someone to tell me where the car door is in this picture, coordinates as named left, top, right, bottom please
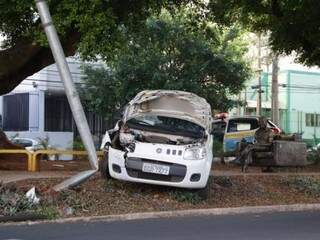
left=223, top=118, right=259, bottom=154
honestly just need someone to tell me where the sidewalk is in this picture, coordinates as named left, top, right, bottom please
left=0, top=171, right=75, bottom=183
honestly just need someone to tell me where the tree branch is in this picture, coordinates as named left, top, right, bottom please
left=0, top=31, right=80, bottom=95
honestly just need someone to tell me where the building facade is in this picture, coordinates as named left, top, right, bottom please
left=0, top=57, right=107, bottom=150
left=238, top=70, right=320, bottom=145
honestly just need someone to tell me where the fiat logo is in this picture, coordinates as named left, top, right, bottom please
left=156, top=148, right=162, bottom=154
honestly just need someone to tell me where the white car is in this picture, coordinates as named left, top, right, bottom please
left=11, top=138, right=43, bottom=152
left=100, top=90, right=213, bottom=195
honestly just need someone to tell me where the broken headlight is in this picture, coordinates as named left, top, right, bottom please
left=183, top=146, right=206, bottom=160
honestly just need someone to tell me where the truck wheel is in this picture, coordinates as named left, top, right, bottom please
left=99, top=151, right=111, bottom=179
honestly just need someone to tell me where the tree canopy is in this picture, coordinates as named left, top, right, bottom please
left=0, top=0, right=189, bottom=95
left=80, top=9, right=251, bottom=119
left=208, top=0, right=320, bottom=67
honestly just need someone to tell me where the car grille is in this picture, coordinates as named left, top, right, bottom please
left=126, top=157, right=186, bottom=182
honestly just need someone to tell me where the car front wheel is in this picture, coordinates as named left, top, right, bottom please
left=99, top=150, right=111, bottom=179
left=192, top=177, right=212, bottom=200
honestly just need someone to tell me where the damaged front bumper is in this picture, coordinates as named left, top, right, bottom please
left=107, top=142, right=212, bottom=189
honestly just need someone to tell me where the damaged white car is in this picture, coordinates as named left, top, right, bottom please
left=100, top=90, right=213, bottom=195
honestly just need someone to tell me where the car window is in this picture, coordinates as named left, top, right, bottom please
left=227, top=118, right=259, bottom=133
left=236, top=123, right=251, bottom=131
left=13, top=139, right=33, bottom=147
left=127, top=115, right=205, bottom=138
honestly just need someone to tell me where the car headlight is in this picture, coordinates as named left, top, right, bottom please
left=183, top=146, right=206, bottom=160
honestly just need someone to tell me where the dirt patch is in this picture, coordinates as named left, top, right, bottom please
left=4, top=174, right=319, bottom=219
left=213, top=162, right=320, bottom=173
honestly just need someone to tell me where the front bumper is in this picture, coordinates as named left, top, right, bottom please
left=107, top=147, right=211, bottom=189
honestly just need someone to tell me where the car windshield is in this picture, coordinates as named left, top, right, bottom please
left=126, top=115, right=205, bottom=138
left=227, top=118, right=259, bottom=133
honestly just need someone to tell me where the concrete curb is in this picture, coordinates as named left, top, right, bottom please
left=2, top=203, right=320, bottom=226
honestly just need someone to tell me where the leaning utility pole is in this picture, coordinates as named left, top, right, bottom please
left=256, top=34, right=262, bottom=116
left=271, top=55, right=279, bottom=125
left=35, top=0, right=99, bottom=191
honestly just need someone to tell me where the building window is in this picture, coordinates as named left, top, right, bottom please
left=45, top=94, right=73, bottom=132
left=306, top=113, right=320, bottom=127
left=3, top=93, right=29, bottom=131
left=317, top=114, right=320, bottom=127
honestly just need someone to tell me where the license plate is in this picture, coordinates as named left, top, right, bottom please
left=142, top=163, right=170, bottom=175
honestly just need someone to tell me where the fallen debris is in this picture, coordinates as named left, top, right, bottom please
left=3, top=173, right=320, bottom=220
left=25, top=187, right=40, bottom=204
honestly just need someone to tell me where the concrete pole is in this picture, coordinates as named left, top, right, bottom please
left=35, top=0, right=99, bottom=190
left=271, top=55, right=279, bottom=125
left=256, top=34, right=262, bottom=116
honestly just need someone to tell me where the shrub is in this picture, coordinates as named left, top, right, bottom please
left=73, top=136, right=85, bottom=150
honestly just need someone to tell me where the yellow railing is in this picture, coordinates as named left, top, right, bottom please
left=0, top=149, right=33, bottom=171
left=0, top=149, right=104, bottom=172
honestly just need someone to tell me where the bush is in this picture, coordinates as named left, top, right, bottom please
left=73, top=136, right=85, bottom=150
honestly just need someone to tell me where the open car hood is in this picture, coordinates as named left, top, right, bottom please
left=123, top=90, right=212, bottom=130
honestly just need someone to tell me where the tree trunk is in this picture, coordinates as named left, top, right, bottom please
left=0, top=129, right=27, bottom=170
left=0, top=31, right=80, bottom=95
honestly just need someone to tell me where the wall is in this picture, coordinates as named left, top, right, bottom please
left=287, top=70, right=320, bottom=140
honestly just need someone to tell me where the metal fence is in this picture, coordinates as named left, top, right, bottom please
left=0, top=149, right=103, bottom=172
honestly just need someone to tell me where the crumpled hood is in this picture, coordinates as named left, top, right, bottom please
left=123, top=90, right=212, bottom=130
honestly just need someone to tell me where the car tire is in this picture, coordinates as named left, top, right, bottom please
left=99, top=150, right=111, bottom=179
left=193, top=177, right=212, bottom=200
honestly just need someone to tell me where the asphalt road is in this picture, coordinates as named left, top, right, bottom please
left=1, top=211, right=320, bottom=240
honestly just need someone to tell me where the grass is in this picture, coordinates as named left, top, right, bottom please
left=0, top=181, right=60, bottom=219
left=169, top=189, right=203, bottom=204
left=37, top=206, right=60, bottom=219
left=286, top=176, right=320, bottom=197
